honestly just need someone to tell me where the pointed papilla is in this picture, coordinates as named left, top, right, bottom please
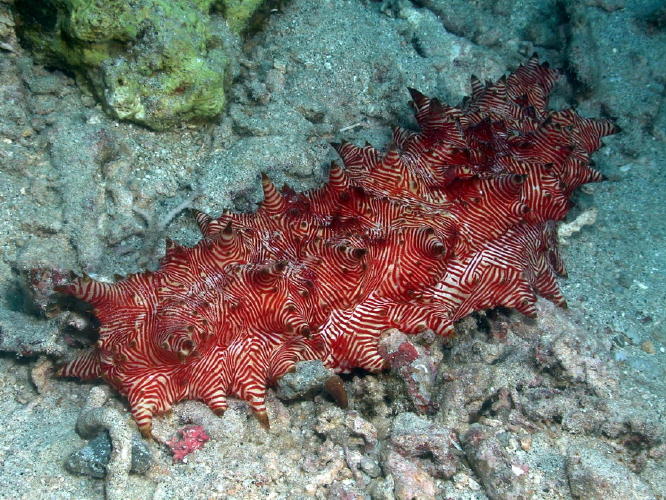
left=254, top=409, right=270, bottom=430
left=324, top=375, right=348, bottom=409
left=260, top=172, right=286, bottom=214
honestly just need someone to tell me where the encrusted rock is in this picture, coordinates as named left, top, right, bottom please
left=388, top=412, right=459, bottom=479
left=275, top=360, right=335, bottom=401
left=15, top=0, right=247, bottom=130
left=316, top=407, right=378, bottom=452
left=383, top=449, right=437, bottom=500
left=378, top=330, right=442, bottom=415
left=462, top=423, right=531, bottom=500
left=65, top=431, right=152, bottom=479
left=566, top=446, right=655, bottom=499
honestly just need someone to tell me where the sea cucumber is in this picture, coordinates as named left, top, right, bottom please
left=56, top=56, right=617, bottom=437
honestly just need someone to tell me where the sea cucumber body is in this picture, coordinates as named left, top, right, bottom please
left=58, top=57, right=616, bottom=436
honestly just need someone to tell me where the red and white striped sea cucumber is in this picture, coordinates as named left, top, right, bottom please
left=56, top=56, right=617, bottom=437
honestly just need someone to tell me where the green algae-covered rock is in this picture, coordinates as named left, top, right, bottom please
left=15, top=0, right=263, bottom=130
left=218, top=0, right=266, bottom=34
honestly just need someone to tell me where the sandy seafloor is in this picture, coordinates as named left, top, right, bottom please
left=0, top=0, right=665, bottom=499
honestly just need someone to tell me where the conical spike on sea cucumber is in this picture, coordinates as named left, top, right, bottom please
left=260, top=172, right=285, bottom=214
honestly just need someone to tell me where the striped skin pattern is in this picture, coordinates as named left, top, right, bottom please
left=57, top=57, right=617, bottom=438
